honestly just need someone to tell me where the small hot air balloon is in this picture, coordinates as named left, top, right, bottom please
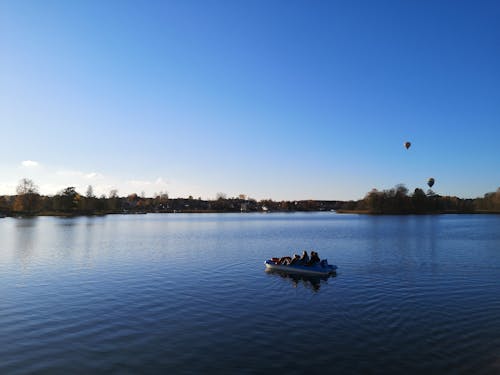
left=427, top=178, right=435, bottom=188
left=404, top=141, right=411, bottom=150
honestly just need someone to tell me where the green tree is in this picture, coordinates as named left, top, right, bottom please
left=55, top=187, right=79, bottom=212
left=394, top=184, right=410, bottom=212
left=364, top=189, right=383, bottom=213
left=412, top=188, right=427, bottom=212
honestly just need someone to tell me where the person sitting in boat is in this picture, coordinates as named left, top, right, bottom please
left=289, top=254, right=301, bottom=265
left=299, top=250, right=309, bottom=265
left=277, top=256, right=292, bottom=265
left=308, top=251, right=321, bottom=266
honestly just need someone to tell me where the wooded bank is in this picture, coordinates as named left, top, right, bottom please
left=1, top=179, right=499, bottom=217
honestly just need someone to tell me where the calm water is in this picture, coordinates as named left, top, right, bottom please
left=1, top=213, right=500, bottom=374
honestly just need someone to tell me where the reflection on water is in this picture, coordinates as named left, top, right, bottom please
left=14, top=217, right=38, bottom=271
left=265, top=269, right=335, bottom=292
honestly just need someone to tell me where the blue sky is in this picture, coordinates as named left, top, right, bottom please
left=1, top=0, right=499, bottom=200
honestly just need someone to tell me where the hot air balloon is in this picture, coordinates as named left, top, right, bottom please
left=427, top=178, right=435, bottom=188
left=404, top=141, right=411, bottom=150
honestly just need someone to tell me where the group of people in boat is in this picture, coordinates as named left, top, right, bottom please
left=275, top=250, right=325, bottom=267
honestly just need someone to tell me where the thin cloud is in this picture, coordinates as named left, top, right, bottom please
left=84, top=172, right=103, bottom=179
left=21, top=160, right=39, bottom=167
left=56, top=170, right=103, bottom=179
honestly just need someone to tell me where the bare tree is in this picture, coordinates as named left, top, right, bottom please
left=216, top=192, right=227, bottom=200
left=16, top=178, right=39, bottom=195
left=108, top=189, right=119, bottom=211
left=14, top=178, right=40, bottom=213
left=86, top=185, right=95, bottom=198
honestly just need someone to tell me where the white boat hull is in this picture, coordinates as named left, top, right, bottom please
left=264, top=260, right=337, bottom=276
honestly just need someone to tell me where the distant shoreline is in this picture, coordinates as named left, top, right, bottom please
left=2, top=182, right=499, bottom=217
left=336, top=209, right=500, bottom=215
left=2, top=209, right=500, bottom=218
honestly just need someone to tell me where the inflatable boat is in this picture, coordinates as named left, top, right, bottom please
left=264, top=259, right=337, bottom=276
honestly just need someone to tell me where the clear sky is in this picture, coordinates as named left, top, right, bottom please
left=1, top=0, right=499, bottom=200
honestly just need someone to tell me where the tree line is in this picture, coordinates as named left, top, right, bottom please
left=0, top=178, right=343, bottom=216
left=339, top=184, right=500, bottom=214
left=1, top=179, right=499, bottom=217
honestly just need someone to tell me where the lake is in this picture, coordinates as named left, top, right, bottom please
left=1, top=213, right=500, bottom=374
